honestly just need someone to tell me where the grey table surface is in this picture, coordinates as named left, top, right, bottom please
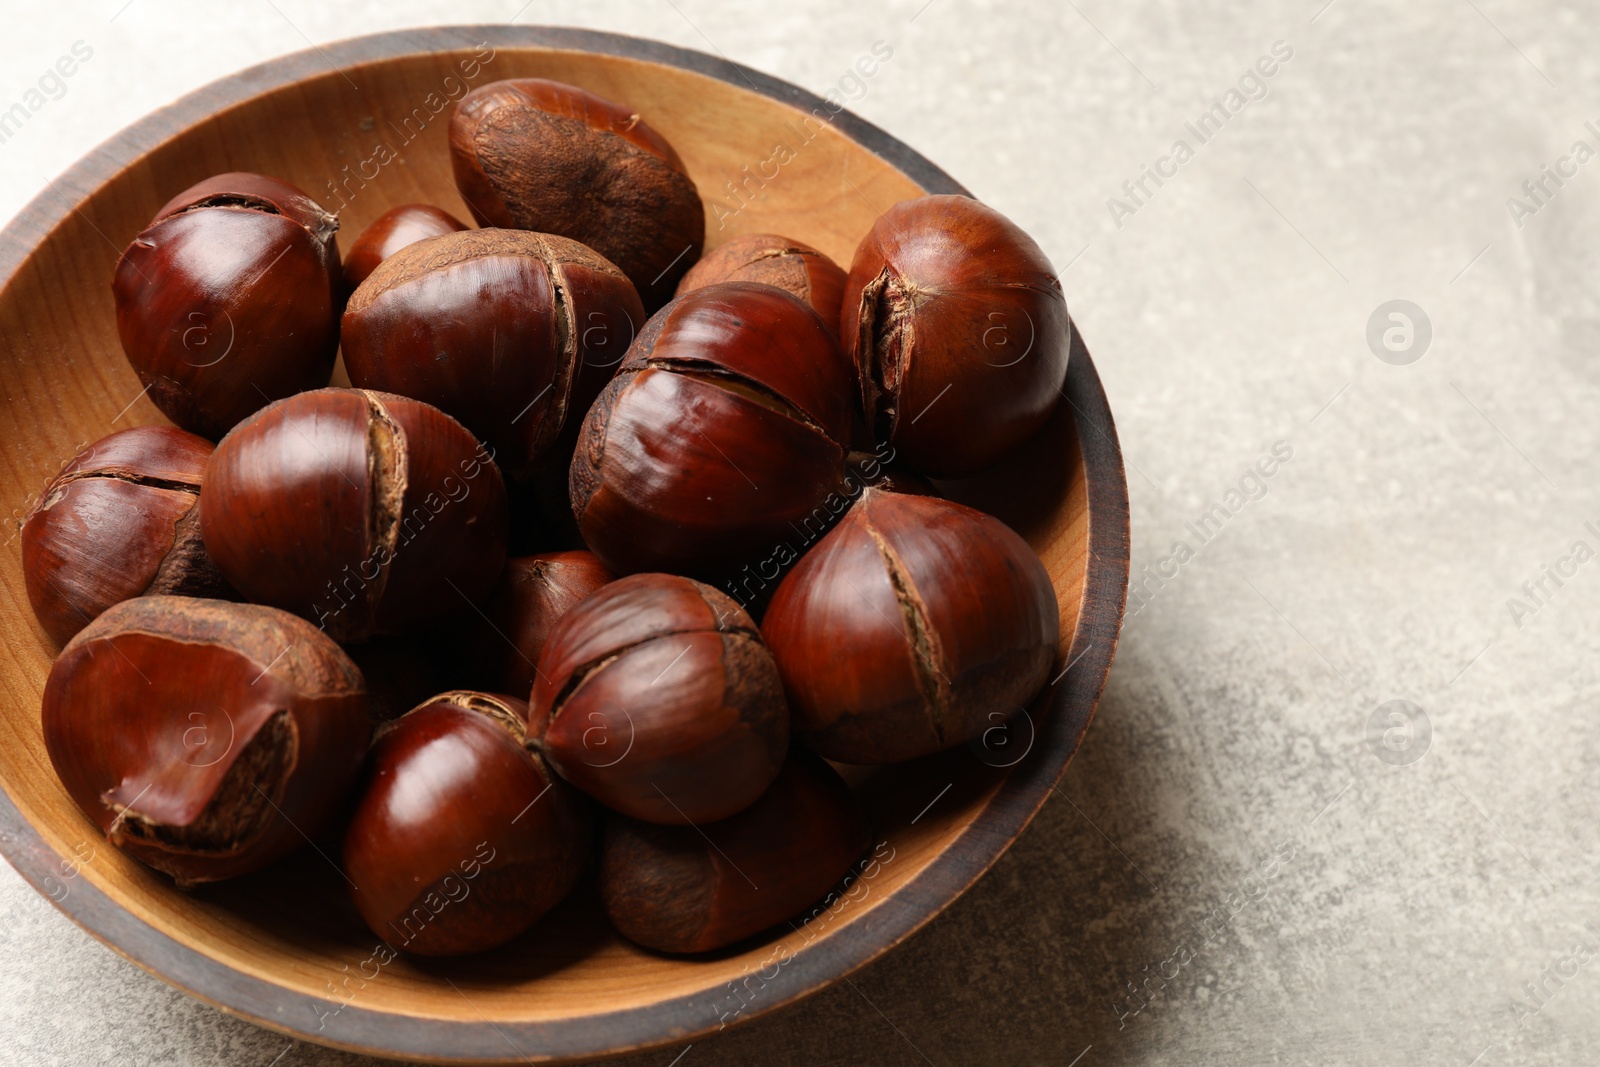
left=3, top=1, right=1597, bottom=1064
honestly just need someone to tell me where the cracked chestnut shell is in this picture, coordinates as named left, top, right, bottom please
left=449, top=78, right=703, bottom=309
left=458, top=550, right=615, bottom=697
left=342, top=229, right=643, bottom=475
left=342, top=203, right=467, bottom=290
left=112, top=172, right=342, bottom=439
left=676, top=234, right=846, bottom=336
left=199, top=387, right=509, bottom=642
left=22, top=427, right=234, bottom=645
left=41, top=596, right=369, bottom=885
left=570, top=282, right=856, bottom=580
left=600, top=751, right=869, bottom=953
left=842, top=194, right=1070, bottom=476
left=344, top=691, right=591, bottom=956
left=761, top=488, right=1059, bottom=764
left=529, top=573, right=788, bottom=825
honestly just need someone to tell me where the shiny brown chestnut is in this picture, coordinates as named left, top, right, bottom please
left=41, top=597, right=369, bottom=885
left=21, top=426, right=234, bottom=645
left=342, top=229, right=643, bottom=474
left=449, top=78, right=703, bottom=308
left=199, top=387, right=509, bottom=642
left=342, top=203, right=467, bottom=290
left=600, top=752, right=869, bottom=953
left=112, top=172, right=342, bottom=439
left=529, top=573, right=788, bottom=825
left=762, top=488, right=1059, bottom=764
left=842, top=194, right=1071, bottom=476
left=676, top=234, right=847, bottom=335
left=570, top=282, right=856, bottom=579
left=343, top=691, right=590, bottom=956
left=458, top=550, right=615, bottom=696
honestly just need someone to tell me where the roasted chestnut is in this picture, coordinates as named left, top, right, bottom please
left=458, top=550, right=614, bottom=696
left=842, top=194, right=1070, bottom=476
left=600, top=752, right=869, bottom=953
left=676, top=233, right=846, bottom=335
left=761, top=488, right=1059, bottom=764
left=41, top=596, right=369, bottom=885
left=342, top=203, right=467, bottom=290
left=112, top=172, right=342, bottom=439
left=343, top=691, right=590, bottom=956
left=449, top=78, right=703, bottom=309
left=341, top=228, right=642, bottom=475
left=529, top=573, right=788, bottom=825
left=22, top=426, right=234, bottom=645
left=199, top=387, right=509, bottom=642
left=570, top=282, right=856, bottom=580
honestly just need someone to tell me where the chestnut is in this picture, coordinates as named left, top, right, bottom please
left=449, top=78, right=703, bottom=309
left=570, top=282, right=856, bottom=580
left=341, top=228, right=643, bottom=475
left=112, top=172, right=342, bottom=439
left=199, top=387, right=509, bottom=642
left=600, top=752, right=869, bottom=953
left=676, top=233, right=846, bottom=335
left=343, top=691, right=590, bottom=956
left=841, top=194, right=1071, bottom=476
left=41, top=596, right=369, bottom=885
left=342, top=203, right=467, bottom=290
left=22, top=426, right=234, bottom=645
left=458, top=550, right=615, bottom=696
left=529, top=573, right=788, bottom=825
left=761, top=488, right=1059, bottom=764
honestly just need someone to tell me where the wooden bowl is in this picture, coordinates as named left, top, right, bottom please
left=0, top=26, right=1129, bottom=1064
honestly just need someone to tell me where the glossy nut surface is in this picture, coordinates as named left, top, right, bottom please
left=342, top=229, right=642, bottom=474
left=675, top=233, right=846, bottom=335
left=842, top=194, right=1070, bottom=476
left=449, top=78, right=703, bottom=309
left=570, top=282, right=855, bottom=580
left=529, top=573, right=788, bottom=825
left=112, top=172, right=342, bottom=438
left=199, top=387, right=509, bottom=642
left=762, top=489, right=1059, bottom=764
left=459, top=550, right=615, bottom=696
left=599, top=752, right=869, bottom=953
left=22, top=426, right=233, bottom=645
left=342, top=203, right=467, bottom=290
left=41, top=597, right=369, bottom=885
left=344, top=691, right=590, bottom=956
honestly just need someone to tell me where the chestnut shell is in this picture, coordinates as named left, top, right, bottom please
left=41, top=597, right=369, bottom=885
left=448, top=78, right=704, bottom=309
left=676, top=233, right=846, bottom=336
left=342, top=203, right=468, bottom=290
left=761, top=488, right=1060, bottom=764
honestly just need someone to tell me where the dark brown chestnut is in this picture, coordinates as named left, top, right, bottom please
left=570, top=282, right=856, bottom=580
left=457, top=550, right=615, bottom=696
left=842, top=194, right=1070, bottom=476
left=529, top=573, right=788, bottom=825
left=676, top=233, right=846, bottom=335
left=112, top=172, right=342, bottom=439
left=343, top=691, right=590, bottom=956
left=342, top=203, right=467, bottom=290
left=41, top=596, right=369, bottom=885
left=341, top=229, right=643, bottom=475
left=761, top=488, right=1059, bottom=764
left=600, top=752, right=869, bottom=953
left=21, top=426, right=234, bottom=645
left=449, top=78, right=703, bottom=309
left=199, top=387, right=509, bottom=642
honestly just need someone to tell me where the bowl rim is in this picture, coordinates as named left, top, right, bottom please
left=0, top=24, right=1130, bottom=1064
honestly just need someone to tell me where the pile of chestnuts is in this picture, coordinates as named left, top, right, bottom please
left=23, top=75, right=1072, bottom=959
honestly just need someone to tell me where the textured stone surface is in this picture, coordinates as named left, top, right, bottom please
left=5, top=0, right=1600, bottom=1063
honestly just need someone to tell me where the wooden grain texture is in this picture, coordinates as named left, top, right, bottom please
left=0, top=25, right=1129, bottom=1064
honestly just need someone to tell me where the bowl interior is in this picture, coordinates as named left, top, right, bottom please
left=0, top=30, right=1104, bottom=1062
